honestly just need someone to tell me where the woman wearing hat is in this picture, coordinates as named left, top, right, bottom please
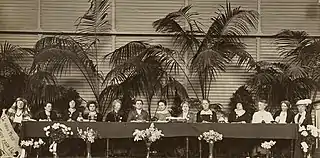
left=6, top=97, right=31, bottom=133
left=273, top=100, right=294, bottom=124
left=294, top=99, right=312, bottom=126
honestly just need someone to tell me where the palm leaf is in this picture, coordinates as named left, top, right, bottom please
left=31, top=36, right=101, bottom=101
left=153, top=5, right=203, bottom=56
left=75, top=0, right=111, bottom=44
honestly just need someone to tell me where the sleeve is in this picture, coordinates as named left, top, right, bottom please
left=228, top=112, right=235, bottom=122
left=127, top=111, right=133, bottom=122
left=105, top=112, right=112, bottom=122
left=145, top=111, right=150, bottom=121
left=251, top=113, right=258, bottom=123
left=62, top=110, right=69, bottom=121
left=196, top=111, right=201, bottom=123
left=212, top=112, right=218, bottom=123
left=268, top=112, right=274, bottom=122
left=273, top=111, right=280, bottom=119
left=51, top=111, right=58, bottom=121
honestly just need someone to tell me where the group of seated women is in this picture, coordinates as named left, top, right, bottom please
left=4, top=96, right=313, bottom=128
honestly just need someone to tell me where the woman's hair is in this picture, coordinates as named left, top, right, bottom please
left=202, top=99, right=210, bottom=103
left=69, top=99, right=78, bottom=107
left=86, top=101, right=97, bottom=108
left=112, top=99, right=122, bottom=109
left=280, top=100, right=291, bottom=108
left=258, top=99, right=267, bottom=104
left=157, top=100, right=167, bottom=106
left=12, top=97, right=28, bottom=111
left=180, top=101, right=190, bottom=107
left=135, top=99, right=143, bottom=104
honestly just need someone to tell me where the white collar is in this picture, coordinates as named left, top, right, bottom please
left=136, top=109, right=142, bottom=114
left=295, top=111, right=306, bottom=125
left=200, top=110, right=213, bottom=115
left=234, top=109, right=245, bottom=117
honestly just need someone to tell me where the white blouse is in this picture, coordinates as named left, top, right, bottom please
left=252, top=110, right=274, bottom=123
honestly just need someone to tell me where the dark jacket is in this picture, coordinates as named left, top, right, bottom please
left=228, top=110, right=251, bottom=123
left=196, top=110, right=217, bottom=123
left=83, top=112, right=103, bottom=122
left=273, top=110, right=294, bottom=124
left=35, top=110, right=58, bottom=121
left=294, top=112, right=312, bottom=126
left=106, top=111, right=125, bottom=122
left=127, top=109, right=149, bottom=122
left=62, top=109, right=80, bottom=121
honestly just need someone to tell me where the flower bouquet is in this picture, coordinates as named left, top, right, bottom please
left=77, top=127, right=99, bottom=158
left=198, top=130, right=223, bottom=158
left=261, top=140, right=276, bottom=158
left=20, top=138, right=45, bottom=158
left=299, top=125, right=320, bottom=157
left=20, top=139, right=34, bottom=158
left=43, top=123, right=73, bottom=157
left=133, top=123, right=164, bottom=158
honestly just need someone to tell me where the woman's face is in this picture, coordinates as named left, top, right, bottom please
left=45, top=103, right=52, bottom=112
left=258, top=102, right=266, bottom=111
left=236, top=103, right=243, bottom=110
left=281, top=103, right=288, bottom=112
left=88, top=103, right=96, bottom=112
left=16, top=100, right=24, bottom=109
left=69, top=100, right=76, bottom=108
left=158, top=102, right=166, bottom=111
left=182, top=103, right=189, bottom=112
left=114, top=102, right=121, bottom=112
left=202, top=100, right=209, bottom=110
left=297, top=104, right=306, bottom=113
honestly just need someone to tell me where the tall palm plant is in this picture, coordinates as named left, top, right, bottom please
left=246, top=61, right=316, bottom=107
left=28, top=0, right=111, bottom=114
left=274, top=29, right=320, bottom=101
left=0, top=42, right=59, bottom=110
left=102, top=41, right=188, bottom=118
left=153, top=2, right=258, bottom=99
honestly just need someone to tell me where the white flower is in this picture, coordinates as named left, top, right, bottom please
left=299, top=126, right=306, bottom=132
left=301, top=131, right=308, bottom=137
left=46, top=131, right=50, bottom=136
left=301, top=142, right=308, bottom=153
left=261, top=140, right=276, bottom=149
left=52, top=123, right=59, bottom=129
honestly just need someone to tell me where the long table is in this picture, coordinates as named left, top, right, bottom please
left=21, top=122, right=299, bottom=157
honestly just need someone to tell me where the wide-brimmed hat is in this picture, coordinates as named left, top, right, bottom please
left=296, top=99, right=312, bottom=106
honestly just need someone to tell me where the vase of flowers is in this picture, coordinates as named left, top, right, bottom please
left=77, top=127, right=98, bottom=158
left=33, top=138, right=45, bottom=158
left=299, top=125, right=320, bottom=157
left=133, top=123, right=164, bottom=158
left=261, top=140, right=276, bottom=158
left=20, top=139, right=34, bottom=158
left=198, top=130, right=223, bottom=158
left=43, top=123, right=73, bottom=158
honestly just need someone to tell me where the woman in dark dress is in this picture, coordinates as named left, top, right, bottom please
left=83, top=101, right=103, bottom=122
left=62, top=99, right=80, bottom=121
left=35, top=102, right=58, bottom=121
left=228, top=102, right=251, bottom=123
left=196, top=99, right=217, bottom=123
left=272, top=100, right=294, bottom=157
left=273, top=100, right=294, bottom=124
left=106, top=99, right=124, bottom=122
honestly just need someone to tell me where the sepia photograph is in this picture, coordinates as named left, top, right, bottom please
left=0, top=0, right=320, bottom=158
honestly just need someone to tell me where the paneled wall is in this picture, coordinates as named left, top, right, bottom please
left=1, top=0, right=320, bottom=115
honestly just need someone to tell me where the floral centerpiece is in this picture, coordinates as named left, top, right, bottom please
left=133, top=123, right=164, bottom=158
left=299, top=125, right=320, bottom=157
left=43, top=123, right=73, bottom=157
left=77, top=127, right=99, bottom=158
left=198, top=130, right=223, bottom=158
left=20, top=138, right=45, bottom=158
left=260, top=140, right=276, bottom=158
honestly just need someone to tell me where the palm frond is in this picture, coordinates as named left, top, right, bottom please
left=31, top=36, right=100, bottom=100
left=153, top=5, right=203, bottom=56
left=75, top=0, right=111, bottom=44
left=104, top=41, right=149, bottom=68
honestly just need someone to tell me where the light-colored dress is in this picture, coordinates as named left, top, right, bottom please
left=252, top=110, right=274, bottom=123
